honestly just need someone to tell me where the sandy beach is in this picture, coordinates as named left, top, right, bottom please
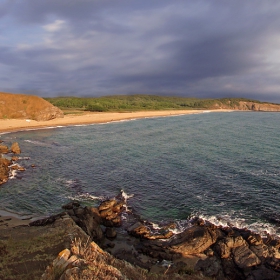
left=0, top=109, right=233, bottom=134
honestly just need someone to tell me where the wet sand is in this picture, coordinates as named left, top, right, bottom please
left=0, top=109, right=233, bottom=134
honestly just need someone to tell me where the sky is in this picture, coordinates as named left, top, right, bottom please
left=1, top=1, right=280, bottom=102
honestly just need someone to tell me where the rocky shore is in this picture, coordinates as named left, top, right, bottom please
left=38, top=197, right=280, bottom=280
left=1, top=195, right=279, bottom=279
left=1, top=145, right=280, bottom=279
left=0, top=141, right=24, bottom=185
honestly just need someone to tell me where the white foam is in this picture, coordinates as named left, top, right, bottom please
left=9, top=169, right=17, bottom=179
left=196, top=214, right=279, bottom=237
left=66, top=193, right=105, bottom=202
left=120, top=190, right=134, bottom=211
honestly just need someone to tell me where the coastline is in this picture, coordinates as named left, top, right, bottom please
left=0, top=109, right=233, bottom=134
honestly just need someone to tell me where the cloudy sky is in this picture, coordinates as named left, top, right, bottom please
left=1, top=0, right=280, bottom=102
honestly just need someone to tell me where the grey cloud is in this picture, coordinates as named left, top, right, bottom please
left=1, top=0, right=280, bottom=102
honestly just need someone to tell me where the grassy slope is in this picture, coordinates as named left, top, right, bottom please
left=45, top=95, right=262, bottom=113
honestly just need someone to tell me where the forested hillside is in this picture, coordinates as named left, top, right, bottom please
left=45, top=95, right=267, bottom=112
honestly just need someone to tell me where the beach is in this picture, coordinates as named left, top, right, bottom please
left=0, top=109, right=232, bottom=133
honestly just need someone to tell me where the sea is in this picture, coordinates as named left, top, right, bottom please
left=1, top=111, right=280, bottom=236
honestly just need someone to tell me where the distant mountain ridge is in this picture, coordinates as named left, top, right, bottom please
left=0, top=92, right=64, bottom=121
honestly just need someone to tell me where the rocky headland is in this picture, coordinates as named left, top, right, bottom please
left=0, top=92, right=63, bottom=121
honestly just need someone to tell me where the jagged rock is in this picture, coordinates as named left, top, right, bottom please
left=129, top=224, right=173, bottom=240
left=98, top=199, right=117, bottom=211
left=98, top=199, right=124, bottom=227
left=247, top=233, right=263, bottom=246
left=169, top=226, right=222, bottom=255
left=215, top=235, right=247, bottom=258
left=35, top=106, right=64, bottom=121
left=0, top=144, right=9, bottom=154
left=0, top=157, right=11, bottom=185
left=232, top=245, right=261, bottom=269
left=62, top=201, right=80, bottom=210
left=195, top=256, right=224, bottom=279
left=10, top=142, right=21, bottom=154
left=250, top=244, right=270, bottom=259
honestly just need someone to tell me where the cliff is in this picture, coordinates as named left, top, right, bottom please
left=204, top=99, right=280, bottom=112
left=0, top=92, right=64, bottom=121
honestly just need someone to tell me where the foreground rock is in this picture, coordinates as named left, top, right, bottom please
left=126, top=218, right=280, bottom=280
left=0, top=213, right=88, bottom=280
left=3, top=196, right=280, bottom=279
left=57, top=199, right=280, bottom=279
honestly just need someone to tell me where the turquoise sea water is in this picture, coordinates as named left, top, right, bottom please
left=1, top=112, right=280, bottom=235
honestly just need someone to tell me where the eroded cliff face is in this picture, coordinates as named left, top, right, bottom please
left=236, top=101, right=280, bottom=111
left=208, top=100, right=280, bottom=111
left=0, top=92, right=64, bottom=121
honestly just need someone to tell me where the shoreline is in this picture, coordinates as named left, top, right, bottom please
left=0, top=109, right=233, bottom=134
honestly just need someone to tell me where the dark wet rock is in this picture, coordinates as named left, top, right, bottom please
left=221, top=257, right=245, bottom=280
left=86, top=206, right=102, bottom=224
left=105, top=227, right=117, bottom=239
left=246, top=265, right=280, bottom=280
left=265, top=257, right=280, bottom=273
left=29, top=213, right=66, bottom=226
left=10, top=142, right=21, bottom=154
left=195, top=256, right=224, bottom=279
left=62, top=201, right=80, bottom=210
left=73, top=207, right=86, bottom=219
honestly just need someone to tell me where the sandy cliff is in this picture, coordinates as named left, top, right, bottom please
left=0, top=92, right=64, bottom=121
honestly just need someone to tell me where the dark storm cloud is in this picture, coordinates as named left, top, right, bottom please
left=1, top=0, right=280, bottom=102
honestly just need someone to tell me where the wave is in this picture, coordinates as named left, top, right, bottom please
left=194, top=213, right=279, bottom=237
left=24, top=139, right=62, bottom=147
left=66, top=193, right=105, bottom=202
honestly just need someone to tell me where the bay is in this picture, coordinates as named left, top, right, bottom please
left=1, top=111, right=280, bottom=235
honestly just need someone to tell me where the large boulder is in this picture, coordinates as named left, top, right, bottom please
left=232, top=245, right=261, bottom=269
left=169, top=225, right=222, bottom=255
